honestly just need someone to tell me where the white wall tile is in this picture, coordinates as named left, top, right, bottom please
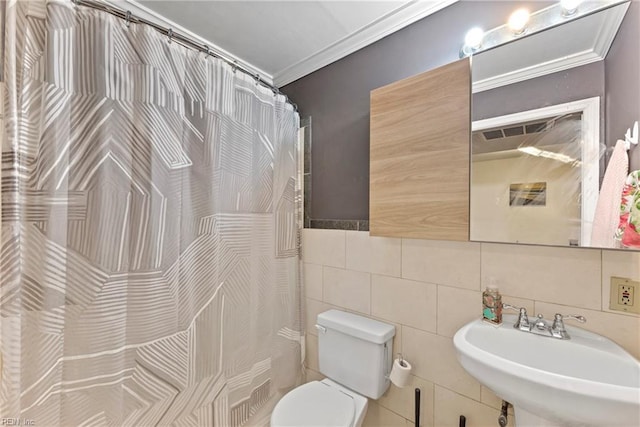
left=305, top=334, right=319, bottom=371
left=480, top=386, right=502, bottom=411
left=402, top=326, right=481, bottom=400
left=377, top=376, right=434, bottom=425
left=301, top=229, right=640, bottom=427
left=345, top=231, right=372, bottom=273
left=304, top=262, right=323, bottom=301
left=602, top=250, right=640, bottom=280
left=362, top=402, right=407, bottom=427
left=305, top=298, right=331, bottom=336
left=323, top=267, right=371, bottom=314
left=434, top=386, right=514, bottom=427
left=346, top=231, right=402, bottom=277
left=602, top=250, right=640, bottom=315
left=302, top=228, right=345, bottom=267
left=372, top=275, right=437, bottom=332
left=437, top=286, right=481, bottom=337
left=481, top=243, right=601, bottom=310
left=402, top=239, right=481, bottom=290
left=535, top=301, right=640, bottom=359
left=480, top=386, right=514, bottom=414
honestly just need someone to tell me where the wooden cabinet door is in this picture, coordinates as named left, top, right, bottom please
left=370, top=58, right=470, bottom=240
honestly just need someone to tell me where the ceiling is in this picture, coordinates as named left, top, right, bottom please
left=118, top=0, right=456, bottom=86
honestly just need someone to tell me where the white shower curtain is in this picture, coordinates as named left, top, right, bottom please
left=0, top=1, right=303, bottom=425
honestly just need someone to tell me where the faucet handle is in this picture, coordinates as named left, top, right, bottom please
left=502, top=303, right=521, bottom=312
left=552, top=313, right=586, bottom=327
left=551, top=313, right=586, bottom=339
left=558, top=314, right=586, bottom=323
left=503, top=303, right=530, bottom=331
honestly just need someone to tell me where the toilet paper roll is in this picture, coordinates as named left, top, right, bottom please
left=389, top=357, right=412, bottom=388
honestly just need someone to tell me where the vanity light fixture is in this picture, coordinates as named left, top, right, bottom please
left=459, top=0, right=624, bottom=58
left=561, top=0, right=582, bottom=16
left=460, top=27, right=484, bottom=56
left=508, top=8, right=530, bottom=35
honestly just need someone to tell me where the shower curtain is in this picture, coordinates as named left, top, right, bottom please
left=1, top=1, right=302, bottom=425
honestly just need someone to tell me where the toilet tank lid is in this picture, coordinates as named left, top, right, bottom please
left=317, top=310, right=395, bottom=344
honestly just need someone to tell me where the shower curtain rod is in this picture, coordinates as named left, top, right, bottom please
left=71, top=0, right=298, bottom=112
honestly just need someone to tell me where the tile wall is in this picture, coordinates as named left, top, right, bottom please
left=301, top=229, right=640, bottom=427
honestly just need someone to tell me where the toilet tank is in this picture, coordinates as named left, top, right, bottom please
left=316, top=310, right=395, bottom=399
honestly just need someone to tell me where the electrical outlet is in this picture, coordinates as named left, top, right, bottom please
left=618, top=284, right=634, bottom=305
left=609, top=277, right=640, bottom=314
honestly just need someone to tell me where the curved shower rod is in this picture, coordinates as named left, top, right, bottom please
left=70, top=0, right=299, bottom=112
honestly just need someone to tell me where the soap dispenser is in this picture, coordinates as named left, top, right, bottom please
left=482, top=278, right=502, bottom=325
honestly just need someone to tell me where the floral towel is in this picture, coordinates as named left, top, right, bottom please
left=615, top=171, right=640, bottom=248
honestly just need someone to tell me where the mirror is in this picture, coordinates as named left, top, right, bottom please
left=470, top=0, right=639, bottom=249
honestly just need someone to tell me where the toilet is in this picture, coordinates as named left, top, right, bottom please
left=271, top=309, right=396, bottom=427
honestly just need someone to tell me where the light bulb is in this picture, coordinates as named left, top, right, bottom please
left=464, top=27, right=484, bottom=50
left=561, top=0, right=582, bottom=16
left=508, top=8, right=530, bottom=35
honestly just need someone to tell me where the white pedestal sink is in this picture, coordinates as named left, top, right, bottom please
left=453, top=315, right=640, bottom=426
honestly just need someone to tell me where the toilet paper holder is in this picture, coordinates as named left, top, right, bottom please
left=386, top=353, right=408, bottom=375
left=387, top=353, right=412, bottom=388
left=396, top=353, right=408, bottom=368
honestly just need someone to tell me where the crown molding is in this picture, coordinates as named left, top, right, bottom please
left=472, top=2, right=628, bottom=93
left=274, top=0, right=458, bottom=87
left=107, top=0, right=275, bottom=84
left=472, top=50, right=603, bottom=93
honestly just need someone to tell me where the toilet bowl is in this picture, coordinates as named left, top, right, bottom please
left=271, top=310, right=395, bottom=427
left=270, top=379, right=368, bottom=427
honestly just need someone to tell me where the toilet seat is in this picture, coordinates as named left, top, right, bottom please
left=271, top=380, right=357, bottom=427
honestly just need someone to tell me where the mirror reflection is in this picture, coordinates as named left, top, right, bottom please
left=470, top=0, right=639, bottom=249
left=472, top=110, right=586, bottom=246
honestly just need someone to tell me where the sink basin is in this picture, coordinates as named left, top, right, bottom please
left=453, top=315, right=640, bottom=426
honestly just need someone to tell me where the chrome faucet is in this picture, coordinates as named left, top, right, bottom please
left=533, top=313, right=549, bottom=331
left=503, top=304, right=586, bottom=340
left=503, top=303, right=530, bottom=331
left=550, top=313, right=587, bottom=339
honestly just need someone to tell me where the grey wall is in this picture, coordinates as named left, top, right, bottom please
left=472, top=62, right=605, bottom=122
left=605, top=1, right=640, bottom=170
left=283, top=1, right=539, bottom=220
left=282, top=1, right=635, bottom=221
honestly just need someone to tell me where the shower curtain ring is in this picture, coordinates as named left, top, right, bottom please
left=254, top=73, right=260, bottom=85
left=204, top=44, right=212, bottom=56
left=125, top=11, right=132, bottom=27
left=232, top=60, right=238, bottom=74
left=167, top=28, right=174, bottom=44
